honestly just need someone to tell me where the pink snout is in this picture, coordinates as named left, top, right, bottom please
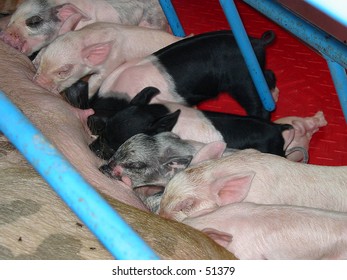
left=99, top=163, right=133, bottom=187
left=33, top=74, right=59, bottom=94
left=112, top=165, right=133, bottom=187
left=0, top=29, right=25, bottom=52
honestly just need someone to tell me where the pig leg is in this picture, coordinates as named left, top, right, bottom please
left=228, top=69, right=278, bottom=120
left=275, top=111, right=327, bottom=162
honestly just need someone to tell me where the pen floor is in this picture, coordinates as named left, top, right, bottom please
left=172, top=0, right=347, bottom=166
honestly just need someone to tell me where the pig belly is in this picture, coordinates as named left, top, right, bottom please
left=99, top=57, right=186, bottom=104
left=0, top=41, right=147, bottom=211
left=0, top=144, right=234, bottom=260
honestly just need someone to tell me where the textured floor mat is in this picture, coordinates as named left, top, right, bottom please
left=172, top=0, right=347, bottom=165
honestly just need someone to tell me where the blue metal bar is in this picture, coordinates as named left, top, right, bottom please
left=219, top=0, right=276, bottom=112
left=326, top=59, right=347, bottom=122
left=305, top=0, right=347, bottom=26
left=242, top=0, right=347, bottom=69
left=159, top=0, right=186, bottom=37
left=0, top=90, right=159, bottom=260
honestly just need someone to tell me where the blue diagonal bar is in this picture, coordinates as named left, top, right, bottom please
left=219, top=0, right=276, bottom=112
left=0, top=90, right=159, bottom=260
left=159, top=0, right=186, bottom=37
left=242, top=0, right=347, bottom=122
left=326, top=60, right=347, bottom=122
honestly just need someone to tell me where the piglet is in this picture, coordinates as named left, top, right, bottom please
left=159, top=148, right=347, bottom=221
left=182, top=202, right=347, bottom=260
left=0, top=0, right=167, bottom=55
left=33, top=22, right=181, bottom=95
left=274, top=111, right=327, bottom=162
left=98, top=30, right=278, bottom=120
left=99, top=132, right=230, bottom=212
left=88, top=87, right=290, bottom=160
left=35, top=30, right=277, bottom=119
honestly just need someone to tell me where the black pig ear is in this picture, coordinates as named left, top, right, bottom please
left=148, top=110, right=181, bottom=134
left=130, top=87, right=161, bottom=106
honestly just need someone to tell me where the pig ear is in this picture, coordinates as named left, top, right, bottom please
left=82, top=42, right=113, bottom=66
left=190, top=141, right=227, bottom=165
left=55, top=4, right=91, bottom=34
left=211, top=172, right=255, bottom=206
left=161, top=155, right=193, bottom=178
left=32, top=48, right=45, bottom=68
left=148, top=110, right=181, bottom=134
left=201, top=228, right=232, bottom=248
left=130, top=87, right=161, bottom=106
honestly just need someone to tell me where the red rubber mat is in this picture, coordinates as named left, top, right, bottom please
left=171, top=0, right=347, bottom=166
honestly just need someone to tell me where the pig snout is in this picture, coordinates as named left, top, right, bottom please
left=0, top=28, right=26, bottom=53
left=99, top=163, right=132, bottom=186
left=271, top=87, right=279, bottom=103
left=33, top=73, right=59, bottom=94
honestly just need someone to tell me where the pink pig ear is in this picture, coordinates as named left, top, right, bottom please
left=202, top=228, right=232, bottom=248
left=55, top=4, right=91, bottom=35
left=190, top=141, right=227, bottom=165
left=211, top=172, right=255, bottom=206
left=81, top=42, right=113, bottom=66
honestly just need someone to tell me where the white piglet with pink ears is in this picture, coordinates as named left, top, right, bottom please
left=0, top=0, right=168, bottom=55
left=159, top=148, right=347, bottom=259
left=159, top=148, right=347, bottom=221
left=32, top=22, right=181, bottom=96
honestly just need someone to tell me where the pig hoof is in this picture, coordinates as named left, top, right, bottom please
left=271, top=87, right=280, bottom=103
left=285, top=146, right=309, bottom=163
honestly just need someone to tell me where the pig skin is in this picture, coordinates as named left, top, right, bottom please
left=0, top=41, right=235, bottom=260
left=0, top=0, right=167, bottom=55
left=159, top=148, right=347, bottom=222
left=183, top=202, right=347, bottom=260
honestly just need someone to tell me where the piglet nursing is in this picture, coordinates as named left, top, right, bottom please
left=159, top=148, right=347, bottom=221
left=87, top=87, right=290, bottom=160
left=33, top=22, right=181, bottom=95
left=99, top=132, right=228, bottom=212
left=0, top=0, right=167, bottom=55
left=34, top=30, right=277, bottom=120
left=97, top=30, right=278, bottom=120
left=0, top=40, right=235, bottom=260
left=183, top=202, right=347, bottom=259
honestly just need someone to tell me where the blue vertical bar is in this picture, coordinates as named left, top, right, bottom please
left=219, top=0, right=275, bottom=112
left=0, top=91, right=159, bottom=260
left=326, top=60, right=347, bottom=122
left=159, top=0, right=186, bottom=37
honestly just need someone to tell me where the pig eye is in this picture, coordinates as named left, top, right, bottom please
left=26, top=16, right=44, bottom=28
left=123, top=162, right=147, bottom=169
left=55, top=64, right=73, bottom=79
